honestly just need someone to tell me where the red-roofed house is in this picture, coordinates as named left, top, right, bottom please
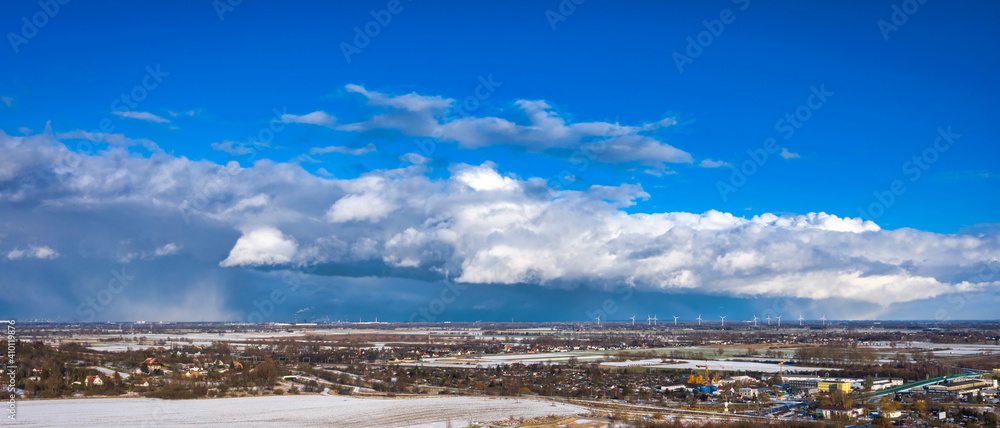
left=86, top=375, right=104, bottom=387
left=143, top=358, right=163, bottom=371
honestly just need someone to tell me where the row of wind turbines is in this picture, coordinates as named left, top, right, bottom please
left=593, top=313, right=829, bottom=328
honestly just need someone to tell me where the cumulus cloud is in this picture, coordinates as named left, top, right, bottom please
left=7, top=246, right=59, bottom=260
left=219, top=227, right=298, bottom=267
left=2, top=131, right=998, bottom=310
left=280, top=111, right=336, bottom=127
left=112, top=111, right=171, bottom=123
left=308, top=143, right=376, bottom=156
left=781, top=148, right=800, bottom=159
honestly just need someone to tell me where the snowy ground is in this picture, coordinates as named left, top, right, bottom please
left=85, top=367, right=130, bottom=379
left=862, top=342, right=1000, bottom=356
left=600, top=359, right=839, bottom=373
left=402, top=352, right=608, bottom=369
left=13, top=395, right=587, bottom=427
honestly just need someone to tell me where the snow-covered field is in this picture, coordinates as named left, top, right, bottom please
left=600, top=359, right=839, bottom=373
left=871, top=342, right=1000, bottom=356
left=85, top=367, right=130, bottom=379
left=402, top=352, right=608, bottom=369
left=13, top=395, right=587, bottom=427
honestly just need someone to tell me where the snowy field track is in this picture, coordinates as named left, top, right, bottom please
left=13, top=395, right=587, bottom=427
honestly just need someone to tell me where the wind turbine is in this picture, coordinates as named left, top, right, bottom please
left=630, top=315, right=636, bottom=326
left=821, top=315, right=826, bottom=327
left=672, top=315, right=679, bottom=326
left=652, top=314, right=658, bottom=326
left=752, top=315, right=758, bottom=328
left=719, top=315, right=726, bottom=328
left=595, top=314, right=601, bottom=327
left=777, top=315, right=782, bottom=328
left=696, top=315, right=703, bottom=326
left=766, top=314, right=771, bottom=326
left=647, top=314, right=652, bottom=326
left=798, top=314, right=804, bottom=327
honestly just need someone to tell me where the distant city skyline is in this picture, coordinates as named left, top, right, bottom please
left=1, top=0, right=999, bottom=321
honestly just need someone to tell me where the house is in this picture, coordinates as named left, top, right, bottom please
left=143, top=357, right=164, bottom=371
left=816, top=405, right=861, bottom=419
left=86, top=375, right=104, bottom=387
left=134, top=379, right=150, bottom=388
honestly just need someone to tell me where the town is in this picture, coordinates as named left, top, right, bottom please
left=5, top=320, right=999, bottom=427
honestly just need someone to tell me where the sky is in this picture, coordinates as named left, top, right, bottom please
left=1, top=0, right=999, bottom=322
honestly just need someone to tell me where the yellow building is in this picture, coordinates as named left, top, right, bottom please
left=818, top=381, right=851, bottom=393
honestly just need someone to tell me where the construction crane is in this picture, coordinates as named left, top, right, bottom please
left=777, top=360, right=788, bottom=383
left=696, top=360, right=733, bottom=384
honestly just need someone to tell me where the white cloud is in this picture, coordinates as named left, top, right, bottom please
left=219, top=227, right=298, bottom=267
left=1, top=96, right=13, bottom=108
left=285, top=85, right=693, bottom=167
left=167, top=109, right=199, bottom=117
left=112, top=111, right=170, bottom=123
left=55, top=130, right=161, bottom=152
left=699, top=159, right=730, bottom=168
left=780, top=148, right=801, bottom=159
left=154, top=242, right=181, bottom=256
left=308, top=143, right=376, bottom=156
left=8, top=246, right=59, bottom=260
left=400, top=153, right=431, bottom=164
left=2, top=131, right=998, bottom=308
left=327, top=192, right=398, bottom=223
left=280, top=111, right=336, bottom=127
left=211, top=141, right=255, bottom=155
left=453, top=163, right=518, bottom=191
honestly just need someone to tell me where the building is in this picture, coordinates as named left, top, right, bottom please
left=818, top=380, right=851, bottom=393
left=143, top=357, right=163, bottom=371
left=85, top=375, right=104, bottom=387
left=870, top=378, right=903, bottom=391
left=656, top=383, right=687, bottom=392
left=816, top=405, right=861, bottom=419
left=925, top=378, right=996, bottom=396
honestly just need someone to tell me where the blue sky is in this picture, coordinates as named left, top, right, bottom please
left=1, top=0, right=999, bottom=322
